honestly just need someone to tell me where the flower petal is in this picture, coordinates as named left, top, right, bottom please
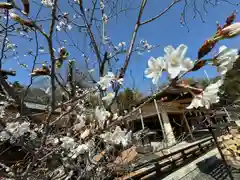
left=164, top=46, right=175, bottom=55
left=144, top=68, right=154, bottom=78
left=156, top=56, right=166, bottom=69
left=167, top=66, right=181, bottom=79
left=187, top=96, right=203, bottom=109
left=152, top=72, right=161, bottom=85
left=182, top=58, right=194, bottom=70
left=175, top=44, right=188, bottom=60
left=147, top=57, right=156, bottom=69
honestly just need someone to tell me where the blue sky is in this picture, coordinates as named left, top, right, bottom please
left=3, top=0, right=240, bottom=95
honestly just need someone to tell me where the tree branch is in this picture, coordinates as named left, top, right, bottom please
left=78, top=0, right=102, bottom=66
left=140, top=0, right=182, bottom=26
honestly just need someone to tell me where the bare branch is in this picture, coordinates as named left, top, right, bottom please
left=140, top=0, right=182, bottom=26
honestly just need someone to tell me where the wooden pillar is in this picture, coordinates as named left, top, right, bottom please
left=223, top=107, right=231, bottom=122
left=139, top=108, right=145, bottom=129
left=183, top=113, right=194, bottom=141
left=154, top=99, right=176, bottom=146
left=161, top=111, right=176, bottom=146
left=154, top=99, right=166, bottom=143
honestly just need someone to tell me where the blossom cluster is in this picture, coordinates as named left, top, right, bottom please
left=144, top=12, right=240, bottom=109
left=41, top=0, right=53, bottom=7
left=145, top=44, right=193, bottom=84
left=97, top=72, right=123, bottom=104
left=0, top=121, right=38, bottom=143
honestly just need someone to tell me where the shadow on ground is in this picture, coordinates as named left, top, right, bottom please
left=194, top=156, right=240, bottom=180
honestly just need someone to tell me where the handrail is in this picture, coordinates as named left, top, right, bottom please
left=119, top=137, right=215, bottom=180
left=133, top=137, right=213, bottom=170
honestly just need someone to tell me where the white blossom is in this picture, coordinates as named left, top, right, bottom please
left=187, top=79, right=223, bottom=109
left=47, top=136, right=59, bottom=146
left=18, top=122, right=31, bottom=136
left=102, top=92, right=115, bottom=104
left=95, top=107, right=111, bottom=129
left=1, top=121, right=31, bottom=143
left=145, top=56, right=166, bottom=85
left=74, top=0, right=80, bottom=4
left=60, top=136, right=75, bottom=150
left=214, top=46, right=239, bottom=75
left=118, top=42, right=126, bottom=48
left=30, top=131, right=37, bottom=140
left=15, top=113, right=20, bottom=118
left=0, top=131, right=10, bottom=141
left=164, top=44, right=193, bottom=79
left=74, top=114, right=86, bottom=131
left=41, top=0, right=53, bottom=7
left=0, top=104, right=6, bottom=118
left=112, top=113, right=119, bottom=120
left=6, top=42, right=16, bottom=51
left=139, top=40, right=152, bottom=53
left=102, top=14, right=108, bottom=24
left=100, top=126, right=132, bottom=147
left=117, top=78, right=124, bottom=85
left=80, top=129, right=90, bottom=139
left=39, top=46, right=45, bottom=53
left=100, top=1, right=105, bottom=10
left=98, top=72, right=115, bottom=90
left=56, top=21, right=72, bottom=31
left=69, top=144, right=89, bottom=159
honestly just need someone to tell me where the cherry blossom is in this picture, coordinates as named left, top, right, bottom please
left=74, top=114, right=86, bottom=131
left=80, top=129, right=90, bottom=139
left=100, top=0, right=105, bottom=10
left=0, top=131, right=10, bottom=141
left=97, top=72, right=115, bottom=90
left=187, top=79, right=223, bottom=109
left=69, top=144, right=89, bottom=159
left=74, top=0, right=80, bottom=4
left=102, top=14, right=108, bottom=24
left=102, top=92, right=115, bottom=104
left=56, top=13, right=72, bottom=31
left=137, top=40, right=153, bottom=54
left=100, top=126, right=132, bottom=147
left=117, top=78, right=124, bottom=85
left=0, top=121, right=37, bottom=143
left=145, top=56, right=166, bottom=85
left=213, top=45, right=239, bottom=75
left=95, top=106, right=111, bottom=129
left=41, top=0, right=53, bottom=7
left=47, top=136, right=59, bottom=146
left=60, top=136, right=75, bottom=150
left=118, top=42, right=126, bottom=48
left=164, top=44, right=193, bottom=79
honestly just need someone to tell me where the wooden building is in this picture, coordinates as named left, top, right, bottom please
left=126, top=86, right=231, bottom=147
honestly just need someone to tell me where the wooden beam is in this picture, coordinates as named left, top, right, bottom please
left=164, top=98, right=193, bottom=104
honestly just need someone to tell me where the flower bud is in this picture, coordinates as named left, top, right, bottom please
left=221, top=22, right=240, bottom=39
